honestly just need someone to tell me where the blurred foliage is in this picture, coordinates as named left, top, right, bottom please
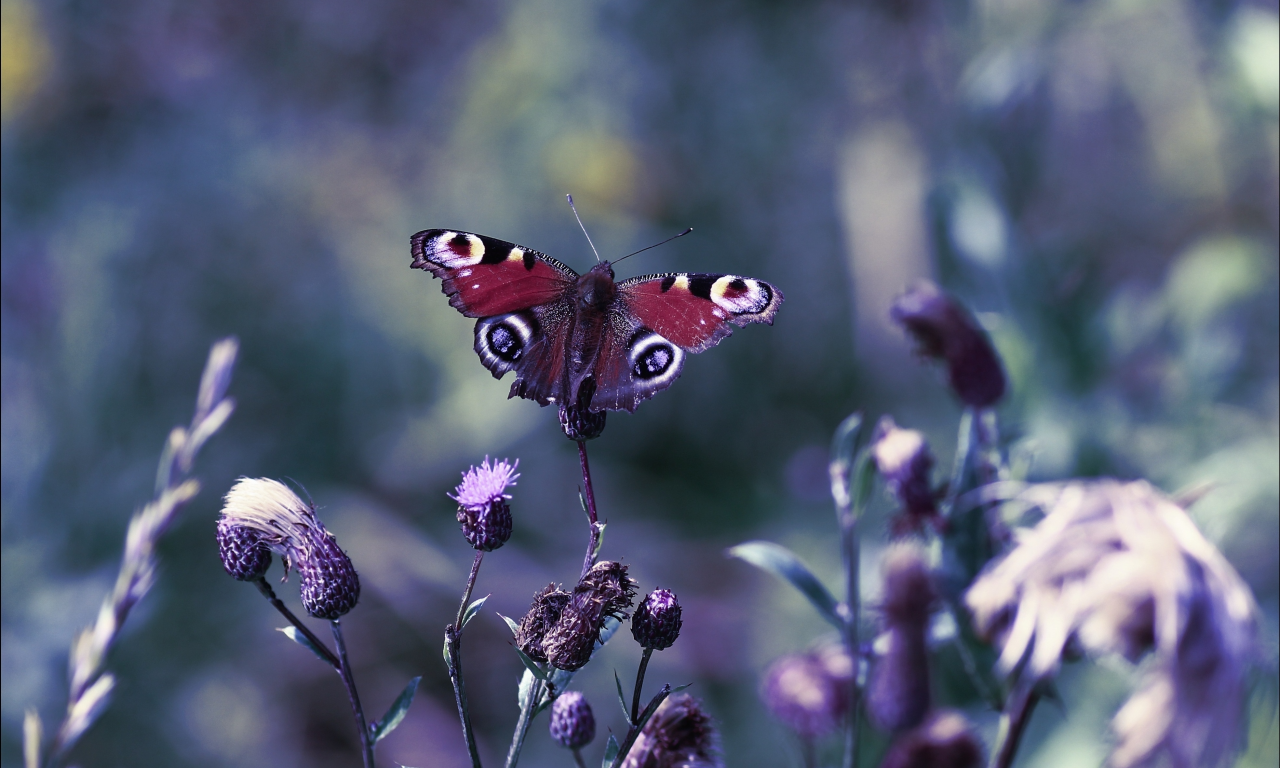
left=2, top=0, right=1277, bottom=766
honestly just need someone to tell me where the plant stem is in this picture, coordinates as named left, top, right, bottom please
left=837, top=463, right=862, bottom=768
left=577, top=440, right=602, bottom=579
left=252, top=578, right=340, bottom=670
left=448, top=551, right=485, bottom=768
left=572, top=748, right=587, bottom=768
left=991, top=685, right=1039, bottom=768
left=505, top=676, right=544, bottom=768
left=630, top=647, right=654, bottom=725
left=331, top=620, right=375, bottom=768
left=611, top=684, right=671, bottom=768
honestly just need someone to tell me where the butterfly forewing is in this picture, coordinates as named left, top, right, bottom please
left=411, top=229, right=578, bottom=318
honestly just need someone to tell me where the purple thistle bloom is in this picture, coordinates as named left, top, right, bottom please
left=450, top=456, right=519, bottom=510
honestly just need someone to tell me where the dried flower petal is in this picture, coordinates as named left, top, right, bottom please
left=544, top=561, right=637, bottom=670
left=516, top=584, right=571, bottom=663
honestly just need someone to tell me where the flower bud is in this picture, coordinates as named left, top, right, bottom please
left=632, top=588, right=683, bottom=650
left=559, top=377, right=606, bottom=441
left=890, top=282, right=1006, bottom=408
left=872, top=417, right=939, bottom=534
left=216, top=518, right=271, bottom=581
left=450, top=457, right=519, bottom=551
left=868, top=543, right=936, bottom=732
left=760, top=652, right=846, bottom=737
left=516, top=584, right=571, bottom=663
left=298, top=532, right=361, bottom=620
left=549, top=691, right=596, bottom=749
left=879, top=710, right=983, bottom=768
left=544, top=561, right=637, bottom=671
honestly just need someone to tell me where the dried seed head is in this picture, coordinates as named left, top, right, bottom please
left=966, top=480, right=1258, bottom=768
left=872, top=417, right=939, bottom=533
left=760, top=651, right=847, bottom=737
left=620, top=693, right=722, bottom=768
left=890, top=282, right=1006, bottom=408
left=516, top=584, right=571, bottom=663
left=544, top=561, right=637, bottom=671
left=879, top=710, right=984, bottom=768
left=549, top=691, right=596, bottom=749
left=868, top=543, right=935, bottom=732
left=216, top=518, right=271, bottom=581
left=220, top=478, right=361, bottom=618
left=632, top=589, right=683, bottom=650
left=559, top=376, right=607, bottom=441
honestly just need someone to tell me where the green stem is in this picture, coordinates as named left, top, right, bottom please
left=332, top=620, right=375, bottom=768
left=505, top=676, right=545, bottom=768
left=611, top=685, right=671, bottom=768
left=252, top=578, right=340, bottom=670
left=630, top=647, right=653, bottom=725
left=448, top=551, right=485, bottom=768
left=991, top=685, right=1039, bottom=768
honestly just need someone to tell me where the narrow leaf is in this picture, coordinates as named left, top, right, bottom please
left=514, top=645, right=549, bottom=681
left=614, top=670, right=631, bottom=722
left=601, top=734, right=620, bottom=768
left=517, top=668, right=536, bottom=711
left=498, top=613, right=520, bottom=638
left=593, top=522, right=606, bottom=560
left=851, top=451, right=877, bottom=513
left=23, top=708, right=42, bottom=768
left=371, top=676, right=421, bottom=743
left=279, top=626, right=334, bottom=664
left=671, top=683, right=692, bottom=693
left=579, top=489, right=589, bottom=516
left=727, top=541, right=843, bottom=629
left=462, top=595, right=490, bottom=628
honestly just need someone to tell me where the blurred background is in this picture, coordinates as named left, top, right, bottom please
left=2, top=0, right=1277, bottom=765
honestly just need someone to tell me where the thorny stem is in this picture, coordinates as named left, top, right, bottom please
left=611, top=684, right=672, bottom=768
left=251, top=578, right=340, bottom=670
left=630, top=647, right=654, bottom=725
left=331, top=620, right=375, bottom=768
left=448, top=551, right=485, bottom=768
left=992, top=686, right=1040, bottom=768
left=577, top=440, right=602, bottom=579
left=505, top=676, right=545, bottom=768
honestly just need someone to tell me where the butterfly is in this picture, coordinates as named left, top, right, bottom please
left=410, top=228, right=783, bottom=414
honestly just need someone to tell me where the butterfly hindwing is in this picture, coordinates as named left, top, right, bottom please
left=618, top=272, right=783, bottom=353
left=411, top=229, right=578, bottom=318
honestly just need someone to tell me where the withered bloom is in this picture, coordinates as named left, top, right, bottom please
left=966, top=480, right=1258, bottom=768
left=515, top=583, right=571, bottom=663
left=879, top=710, right=984, bottom=768
left=220, top=478, right=360, bottom=619
left=621, top=693, right=722, bottom=768
left=868, top=542, right=936, bottom=732
left=890, top=282, right=1006, bottom=408
left=544, top=560, right=636, bottom=671
left=872, top=417, right=940, bottom=533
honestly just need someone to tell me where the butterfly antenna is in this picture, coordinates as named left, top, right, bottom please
left=612, top=227, right=693, bottom=265
left=566, top=194, right=602, bottom=263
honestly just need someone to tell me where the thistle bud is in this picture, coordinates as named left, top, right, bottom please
left=549, top=691, right=596, bottom=749
left=216, top=518, right=272, bottom=581
left=760, top=652, right=845, bottom=737
left=880, top=710, right=983, bottom=768
left=220, top=478, right=361, bottom=619
left=544, top=561, right=637, bottom=671
left=449, top=457, right=519, bottom=551
left=516, top=584, right=571, bottom=663
left=890, top=282, right=1005, bottom=408
left=632, top=589, right=683, bottom=650
left=559, top=377, right=606, bottom=441
left=621, top=693, right=722, bottom=768
left=867, top=543, right=936, bottom=732
left=872, top=417, right=939, bottom=534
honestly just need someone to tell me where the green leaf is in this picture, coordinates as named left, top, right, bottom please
left=672, top=683, right=692, bottom=693
left=579, top=489, right=589, bottom=516
left=498, top=613, right=520, bottom=637
left=442, top=635, right=452, bottom=668
left=851, top=451, right=877, bottom=513
left=614, top=670, right=631, bottom=723
left=517, top=668, right=537, bottom=711
left=601, top=734, right=620, bottom=768
left=727, top=541, right=843, bottom=629
left=830, top=412, right=864, bottom=470
left=371, top=676, right=421, bottom=743
left=594, top=522, right=607, bottom=560
left=278, top=627, right=333, bottom=664
left=462, top=595, right=490, bottom=629
left=514, top=645, right=550, bottom=681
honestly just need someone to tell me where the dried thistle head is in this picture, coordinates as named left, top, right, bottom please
left=890, top=282, right=1006, bottom=408
left=450, top=457, right=518, bottom=551
left=516, top=584, right=571, bottom=663
left=220, top=478, right=360, bottom=619
left=872, top=417, right=940, bottom=534
left=965, top=480, right=1258, bottom=768
left=544, top=560, right=637, bottom=671
left=621, top=693, right=722, bottom=768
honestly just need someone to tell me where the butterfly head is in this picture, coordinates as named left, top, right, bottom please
left=576, top=262, right=617, bottom=311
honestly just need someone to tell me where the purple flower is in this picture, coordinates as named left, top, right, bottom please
left=872, top=416, right=940, bottom=534
left=632, top=588, right=683, bottom=650
left=549, top=691, right=596, bottom=749
left=890, top=282, right=1006, bottom=408
left=449, top=456, right=519, bottom=510
left=760, top=649, right=851, bottom=738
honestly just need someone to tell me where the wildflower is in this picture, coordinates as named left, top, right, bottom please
left=544, top=560, right=637, bottom=671
left=559, top=376, right=607, bottom=441
left=215, top=518, right=271, bottom=581
left=966, top=480, right=1257, bottom=768
left=515, top=584, right=571, bottom=663
left=890, top=282, right=1006, bottom=408
left=879, top=710, right=984, bottom=768
left=632, top=589, right=683, bottom=651
left=220, top=478, right=360, bottom=619
left=450, top=457, right=518, bottom=551
left=760, top=648, right=849, bottom=738
left=621, top=693, right=722, bottom=768
left=868, top=542, right=936, bottom=732
left=549, top=691, right=596, bottom=750
left=872, top=417, right=939, bottom=533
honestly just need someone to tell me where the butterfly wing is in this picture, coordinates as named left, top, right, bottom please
left=588, top=272, right=783, bottom=412
left=412, top=229, right=577, bottom=405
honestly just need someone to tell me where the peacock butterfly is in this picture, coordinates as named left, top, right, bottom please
left=410, top=228, right=783, bottom=414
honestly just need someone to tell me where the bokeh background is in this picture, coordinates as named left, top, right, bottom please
left=3, top=0, right=1277, bottom=765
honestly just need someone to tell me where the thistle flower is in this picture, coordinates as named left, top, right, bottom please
left=966, top=480, right=1258, bottom=768
left=220, top=478, right=361, bottom=619
left=872, top=417, right=939, bottom=533
left=450, top=457, right=518, bottom=551
left=544, top=560, right=637, bottom=671
left=868, top=542, right=936, bottom=732
left=216, top=518, right=271, bottom=581
left=879, top=710, right=984, bottom=768
left=632, top=589, right=683, bottom=650
left=559, top=376, right=607, bottom=440
left=890, top=282, right=1006, bottom=408
left=760, top=646, right=852, bottom=738
left=549, top=691, right=596, bottom=749
left=516, top=584, right=571, bottom=663
left=620, top=693, right=722, bottom=768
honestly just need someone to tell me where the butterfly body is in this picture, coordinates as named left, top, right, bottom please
left=411, top=228, right=782, bottom=414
